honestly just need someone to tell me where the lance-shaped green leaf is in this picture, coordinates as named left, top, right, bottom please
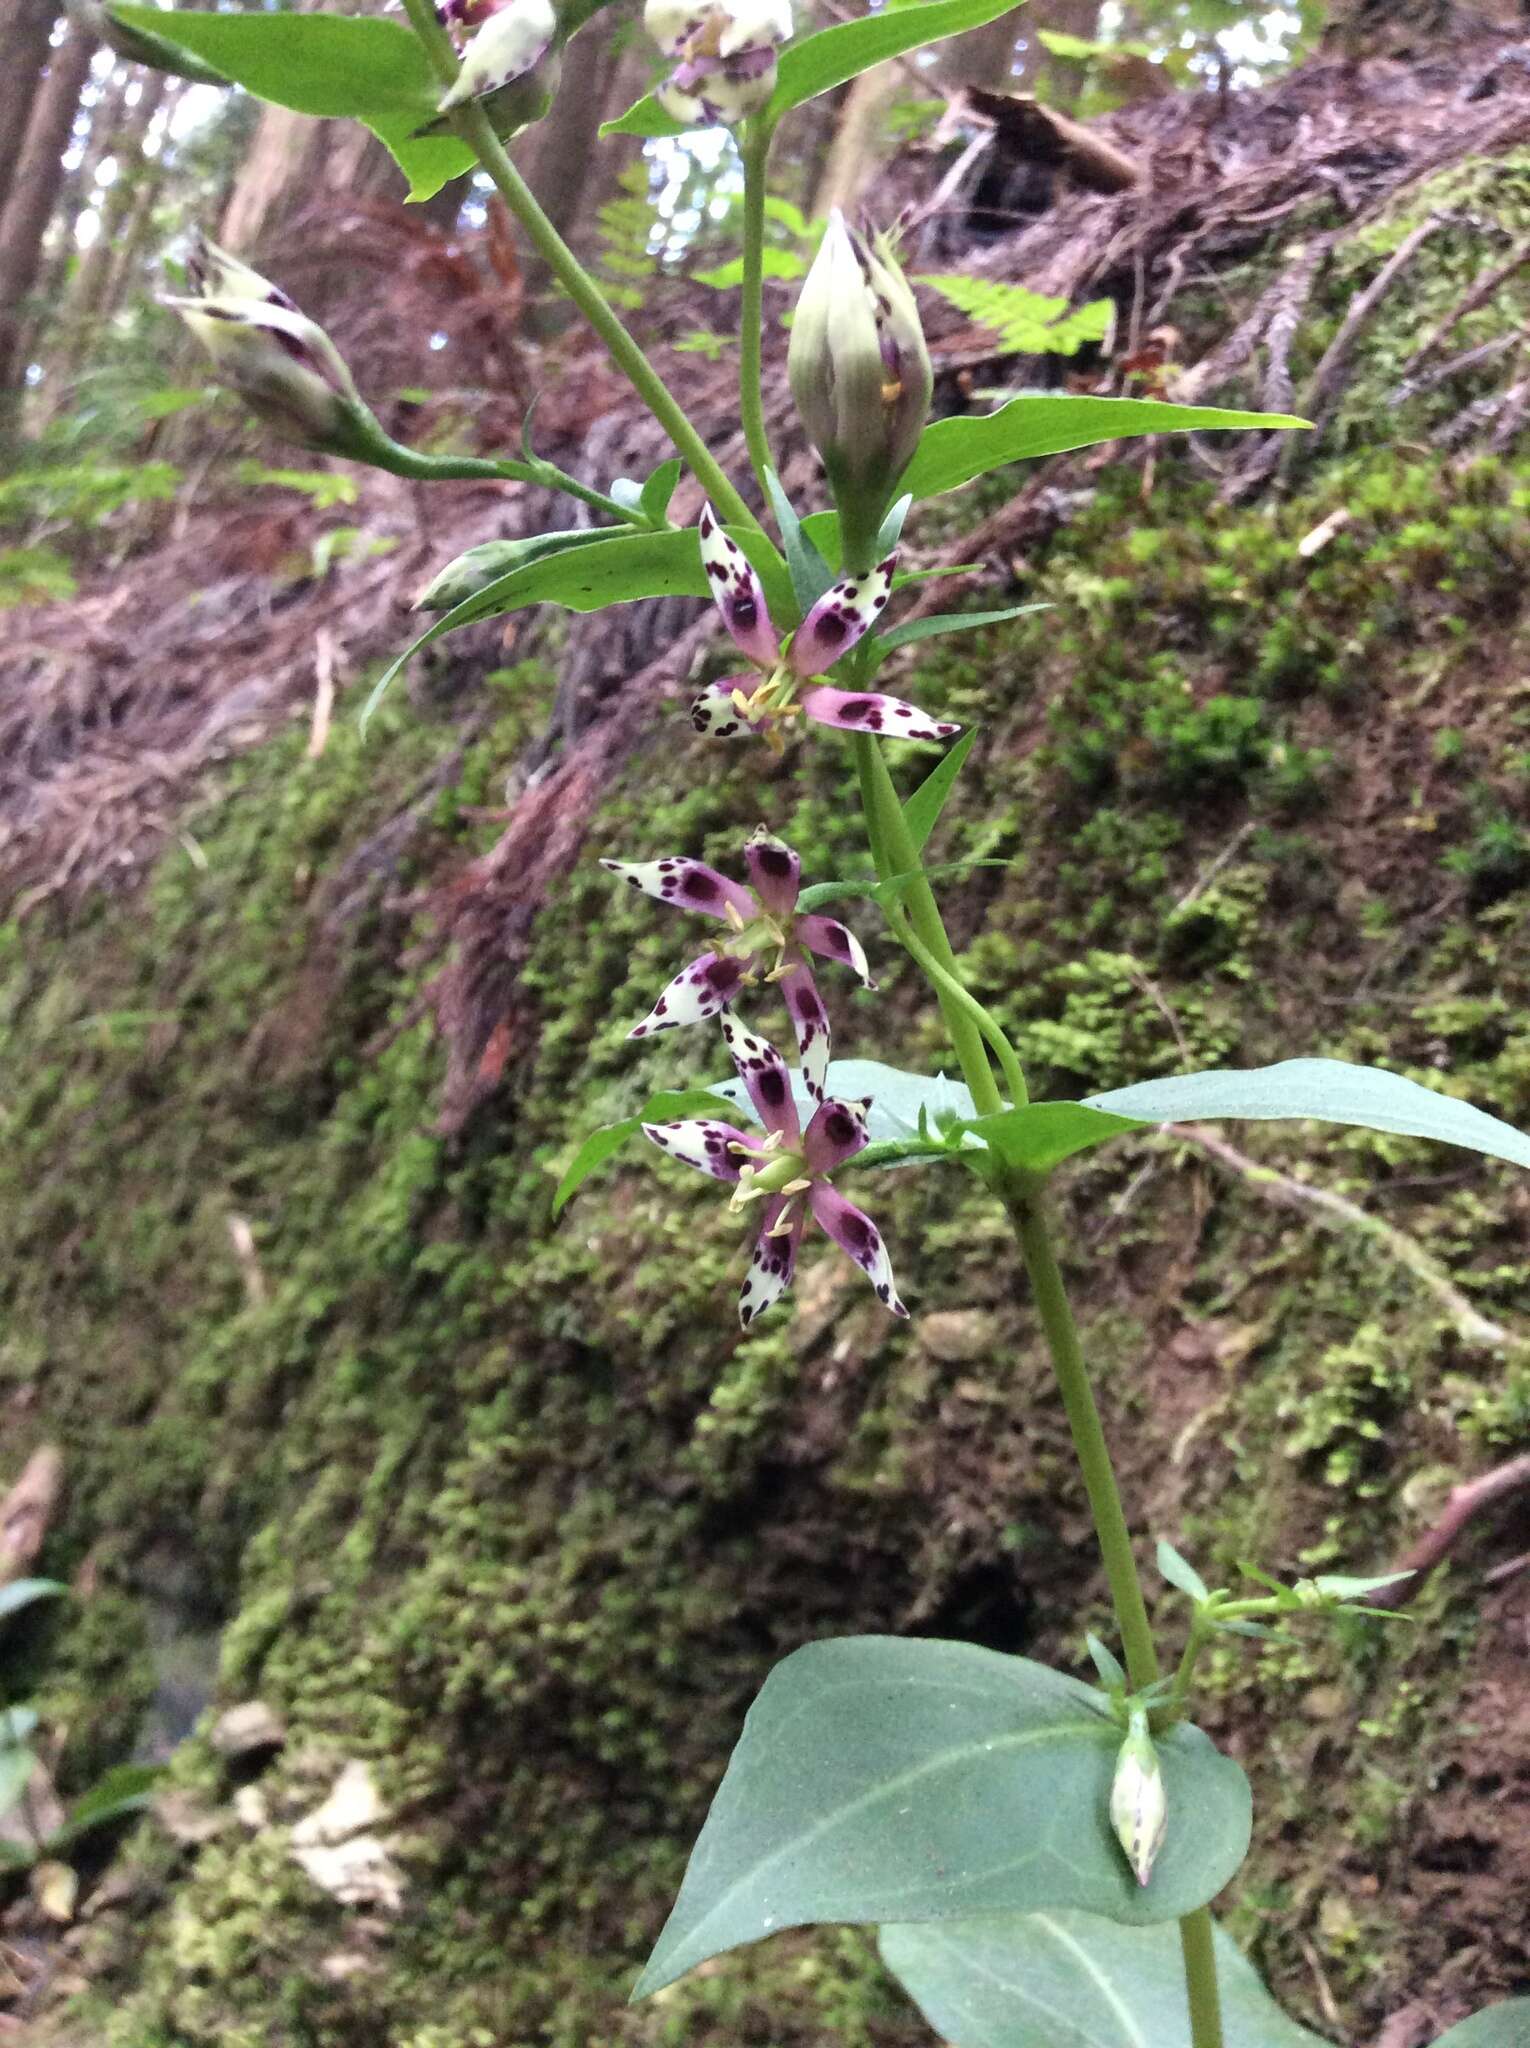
left=1156, top=1540, right=1211, bottom=1604
left=867, top=605, right=1047, bottom=675
left=903, top=729, right=978, bottom=853
left=110, top=7, right=475, bottom=202
left=51, top=1763, right=162, bottom=1848
left=632, top=1636, right=1252, bottom=1998
left=604, top=0, right=1020, bottom=137
left=0, top=1744, right=37, bottom=1823
left=966, top=1058, right=1530, bottom=1176
left=1432, top=2004, right=1530, bottom=2048
left=1086, top=1059, right=1530, bottom=1169
left=901, top=395, right=1307, bottom=502
left=879, top=1910, right=1326, bottom=2048
left=364, top=526, right=714, bottom=727
left=553, top=1087, right=735, bottom=1217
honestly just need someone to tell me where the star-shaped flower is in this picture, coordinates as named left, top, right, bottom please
left=643, top=1016, right=907, bottom=1326
left=601, top=826, right=872, bottom=1100
left=690, top=505, right=960, bottom=749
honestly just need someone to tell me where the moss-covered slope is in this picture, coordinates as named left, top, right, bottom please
left=7, top=164, right=1530, bottom=2048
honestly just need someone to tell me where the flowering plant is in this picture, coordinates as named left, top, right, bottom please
left=107, top=0, right=1530, bottom=2039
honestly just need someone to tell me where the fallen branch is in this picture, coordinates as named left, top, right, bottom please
left=1161, top=1123, right=1512, bottom=1350
left=1373, top=1452, right=1530, bottom=1598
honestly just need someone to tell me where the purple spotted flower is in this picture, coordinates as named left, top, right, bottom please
left=601, top=825, right=873, bottom=1101
left=644, top=1015, right=907, bottom=1326
left=690, top=505, right=961, bottom=749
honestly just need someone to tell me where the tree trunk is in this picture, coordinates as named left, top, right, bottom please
left=49, top=70, right=171, bottom=389
left=0, top=0, right=60, bottom=225
left=810, top=61, right=902, bottom=218
left=0, top=17, right=97, bottom=422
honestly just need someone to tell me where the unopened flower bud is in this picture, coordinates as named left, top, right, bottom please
left=420, top=0, right=561, bottom=139
left=788, top=212, right=932, bottom=545
left=163, top=236, right=367, bottom=453
left=644, top=0, right=791, bottom=125
left=1109, top=1708, right=1168, bottom=1888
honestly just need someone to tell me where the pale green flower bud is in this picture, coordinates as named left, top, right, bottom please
left=788, top=211, right=932, bottom=541
left=164, top=239, right=368, bottom=453
left=1109, top=1708, right=1168, bottom=1888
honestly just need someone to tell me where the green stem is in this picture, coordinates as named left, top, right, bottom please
left=361, top=432, right=635, bottom=523
left=1180, top=1913, right=1227, bottom=2048
left=738, top=117, right=776, bottom=498
left=1008, top=1190, right=1159, bottom=1689
left=850, top=732, right=1004, bottom=1117
left=846, top=712, right=1225, bottom=2048
left=892, top=914, right=1026, bottom=1109
left=399, top=0, right=763, bottom=542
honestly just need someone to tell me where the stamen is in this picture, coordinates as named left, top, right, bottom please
left=779, top=1177, right=812, bottom=1196
left=724, top=902, right=747, bottom=932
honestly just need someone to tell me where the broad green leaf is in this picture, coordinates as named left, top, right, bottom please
left=963, top=1100, right=1144, bottom=1174
left=1156, top=1540, right=1211, bottom=1605
left=364, top=527, right=712, bottom=727
left=879, top=1910, right=1325, bottom=2048
left=100, top=4, right=230, bottom=83
left=901, top=396, right=1307, bottom=502
left=767, top=0, right=1020, bottom=117
left=0, top=1578, right=65, bottom=1625
left=52, top=1763, right=162, bottom=1847
left=553, top=1088, right=734, bottom=1217
left=633, top=1636, right=1251, bottom=1997
left=604, top=0, right=1020, bottom=136
left=716, top=1059, right=980, bottom=1150
left=1085, top=1059, right=1530, bottom=1171
left=1432, top=2004, right=1530, bottom=2047
left=413, top=529, right=610, bottom=611
left=109, top=7, right=475, bottom=202
left=870, top=605, right=1047, bottom=671
left=904, top=729, right=978, bottom=853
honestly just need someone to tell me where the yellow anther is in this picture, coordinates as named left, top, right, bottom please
left=724, top=901, right=747, bottom=931
left=780, top=1177, right=812, bottom=1197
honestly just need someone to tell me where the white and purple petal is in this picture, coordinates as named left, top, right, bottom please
left=743, top=826, right=800, bottom=917
left=699, top=504, right=779, bottom=667
left=600, top=855, right=754, bottom=921
left=779, top=957, right=831, bottom=1104
left=690, top=680, right=765, bottom=741
left=720, top=1012, right=801, bottom=1144
left=790, top=557, right=894, bottom=678
left=796, top=912, right=875, bottom=988
left=738, top=1194, right=805, bottom=1328
left=642, top=1117, right=759, bottom=1182
left=629, top=952, right=749, bottom=1038
left=809, top=1184, right=907, bottom=1316
left=803, top=1096, right=871, bottom=1177
left=798, top=685, right=959, bottom=744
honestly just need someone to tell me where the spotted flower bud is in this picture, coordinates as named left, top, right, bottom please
left=644, top=0, right=791, bottom=125
left=163, top=235, right=367, bottom=453
left=787, top=211, right=932, bottom=536
left=418, top=0, right=561, bottom=140
left=1109, top=1707, right=1168, bottom=1888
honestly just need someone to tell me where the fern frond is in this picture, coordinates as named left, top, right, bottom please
left=917, top=275, right=1114, bottom=358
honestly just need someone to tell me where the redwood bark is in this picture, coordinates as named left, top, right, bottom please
left=0, top=17, right=97, bottom=417
left=0, top=0, right=61, bottom=224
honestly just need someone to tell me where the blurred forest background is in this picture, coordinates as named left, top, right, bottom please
left=7, top=0, right=1530, bottom=2044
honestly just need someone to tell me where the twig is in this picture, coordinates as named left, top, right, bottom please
left=1373, top=1452, right=1530, bottom=1598
left=1398, top=231, right=1530, bottom=379
left=1161, top=1123, right=1512, bottom=1350
left=1279, top=213, right=1446, bottom=481
left=307, top=626, right=337, bottom=761
left=1170, top=823, right=1254, bottom=916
